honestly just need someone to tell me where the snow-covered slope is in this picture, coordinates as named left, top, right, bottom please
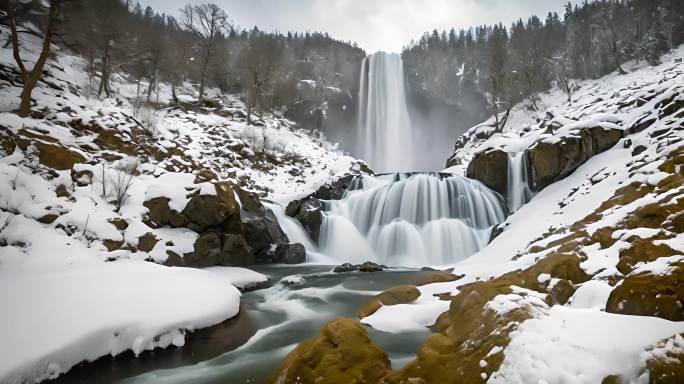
left=0, top=26, right=362, bottom=383
left=351, top=48, right=684, bottom=383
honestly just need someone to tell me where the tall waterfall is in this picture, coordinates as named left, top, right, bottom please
left=319, top=173, right=506, bottom=267
left=357, top=52, right=414, bottom=172
left=506, top=151, right=534, bottom=212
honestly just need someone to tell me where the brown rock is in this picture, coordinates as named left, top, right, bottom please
left=35, top=142, right=86, bottom=170
left=109, top=218, right=128, bottom=231
left=55, top=184, right=70, bottom=198
left=37, top=213, right=59, bottom=224
left=103, top=239, right=124, bottom=252
left=416, top=271, right=462, bottom=286
left=267, top=317, right=391, bottom=384
left=357, top=285, right=421, bottom=319
left=467, top=149, right=508, bottom=196
left=137, top=232, right=159, bottom=252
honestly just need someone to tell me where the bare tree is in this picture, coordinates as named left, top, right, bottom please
left=109, top=161, right=137, bottom=213
left=594, top=9, right=628, bottom=75
left=179, top=3, right=228, bottom=103
left=239, top=33, right=284, bottom=124
left=2, top=0, right=60, bottom=117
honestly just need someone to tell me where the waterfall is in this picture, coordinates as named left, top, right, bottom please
left=356, top=52, right=414, bottom=172
left=506, top=151, right=533, bottom=212
left=319, top=173, right=506, bottom=267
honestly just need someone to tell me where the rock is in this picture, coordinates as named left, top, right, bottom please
left=312, top=174, right=356, bottom=200
left=632, top=145, right=648, bottom=156
left=528, top=127, right=622, bottom=192
left=143, top=197, right=188, bottom=228
left=221, top=233, right=254, bottom=266
left=34, top=142, right=85, bottom=170
left=235, top=187, right=288, bottom=261
left=37, top=213, right=59, bottom=224
left=181, top=182, right=240, bottom=231
left=357, top=285, right=421, bottom=318
left=545, top=279, right=576, bottom=306
left=606, top=264, right=684, bottom=321
left=285, top=199, right=301, bottom=217
left=274, top=243, right=307, bottom=264
left=466, top=149, right=508, bottom=196
left=137, top=232, right=159, bottom=252
left=295, top=198, right=323, bottom=242
left=359, top=261, right=384, bottom=272
left=108, top=218, right=128, bottom=231
left=333, top=263, right=357, bottom=273
left=164, top=250, right=184, bottom=267
left=55, top=184, right=70, bottom=198
left=416, top=272, right=462, bottom=286
left=184, top=232, right=223, bottom=268
left=103, top=239, right=123, bottom=252
left=267, top=317, right=391, bottom=384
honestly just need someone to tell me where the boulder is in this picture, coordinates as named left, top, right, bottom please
left=312, top=174, right=356, bottom=200
left=333, top=263, right=357, bottom=273
left=359, top=261, right=384, bottom=272
left=267, top=317, right=391, bottom=384
left=184, top=232, right=223, bottom=268
left=34, top=142, right=85, bottom=170
left=466, top=149, right=508, bottom=196
left=357, top=285, right=421, bottom=318
left=137, top=232, right=159, bottom=252
left=274, top=243, right=307, bottom=264
left=220, top=233, right=254, bottom=266
left=143, top=197, right=188, bottom=228
left=182, top=182, right=240, bottom=231
left=234, top=187, right=288, bottom=261
left=606, top=264, right=684, bottom=321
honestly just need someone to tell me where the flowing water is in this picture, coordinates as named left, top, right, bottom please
left=356, top=52, right=415, bottom=172
left=506, top=151, right=534, bottom=212
left=320, top=173, right=506, bottom=267
left=48, top=266, right=434, bottom=384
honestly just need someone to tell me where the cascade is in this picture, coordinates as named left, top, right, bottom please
left=356, top=52, right=414, bottom=172
left=506, top=151, right=534, bottom=212
left=319, top=173, right=506, bottom=267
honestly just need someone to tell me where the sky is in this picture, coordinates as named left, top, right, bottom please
left=142, top=0, right=574, bottom=53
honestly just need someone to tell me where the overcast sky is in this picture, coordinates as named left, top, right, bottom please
left=142, top=0, right=574, bottom=53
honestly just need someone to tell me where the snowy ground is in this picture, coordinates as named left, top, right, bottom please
left=364, top=47, right=684, bottom=382
left=0, top=26, right=359, bottom=383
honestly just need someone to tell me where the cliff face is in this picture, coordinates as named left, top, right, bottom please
left=272, top=48, right=684, bottom=383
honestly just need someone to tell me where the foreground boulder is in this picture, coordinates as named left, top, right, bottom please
left=267, top=317, right=391, bottom=384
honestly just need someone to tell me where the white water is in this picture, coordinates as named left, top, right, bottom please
left=319, top=173, right=506, bottom=267
left=506, top=151, right=534, bottom=212
left=357, top=52, right=414, bottom=172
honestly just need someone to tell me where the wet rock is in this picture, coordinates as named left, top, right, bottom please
left=294, top=198, right=323, bottom=243
left=274, top=243, right=307, bottom=264
left=359, top=261, right=384, bottom=272
left=312, top=174, right=357, bottom=200
left=357, top=285, right=421, bottom=318
left=333, top=263, right=357, bottom=273
left=632, top=145, right=648, bottom=156
left=267, top=317, right=391, bottom=384
left=237, top=188, right=288, bottom=261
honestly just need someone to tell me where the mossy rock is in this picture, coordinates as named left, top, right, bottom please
left=416, top=271, right=462, bottom=286
left=357, top=285, right=421, bottom=319
left=267, top=317, right=391, bottom=384
left=606, top=264, right=684, bottom=321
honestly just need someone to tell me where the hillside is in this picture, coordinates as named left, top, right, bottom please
left=0, top=25, right=364, bottom=383
left=270, top=47, right=684, bottom=383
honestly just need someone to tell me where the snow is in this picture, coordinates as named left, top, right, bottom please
left=490, top=307, right=684, bottom=384
left=204, top=267, right=269, bottom=289
left=569, top=280, right=613, bottom=310
left=0, top=261, right=241, bottom=384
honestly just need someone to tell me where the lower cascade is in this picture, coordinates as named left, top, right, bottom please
left=319, top=173, right=507, bottom=267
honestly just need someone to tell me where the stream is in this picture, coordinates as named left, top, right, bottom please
left=51, top=265, right=435, bottom=384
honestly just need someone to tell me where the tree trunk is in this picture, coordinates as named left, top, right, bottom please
left=7, top=0, right=59, bottom=117
left=171, top=82, right=179, bottom=103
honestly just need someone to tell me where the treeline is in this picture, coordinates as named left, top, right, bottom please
left=2, top=0, right=365, bottom=127
left=403, top=0, right=684, bottom=131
